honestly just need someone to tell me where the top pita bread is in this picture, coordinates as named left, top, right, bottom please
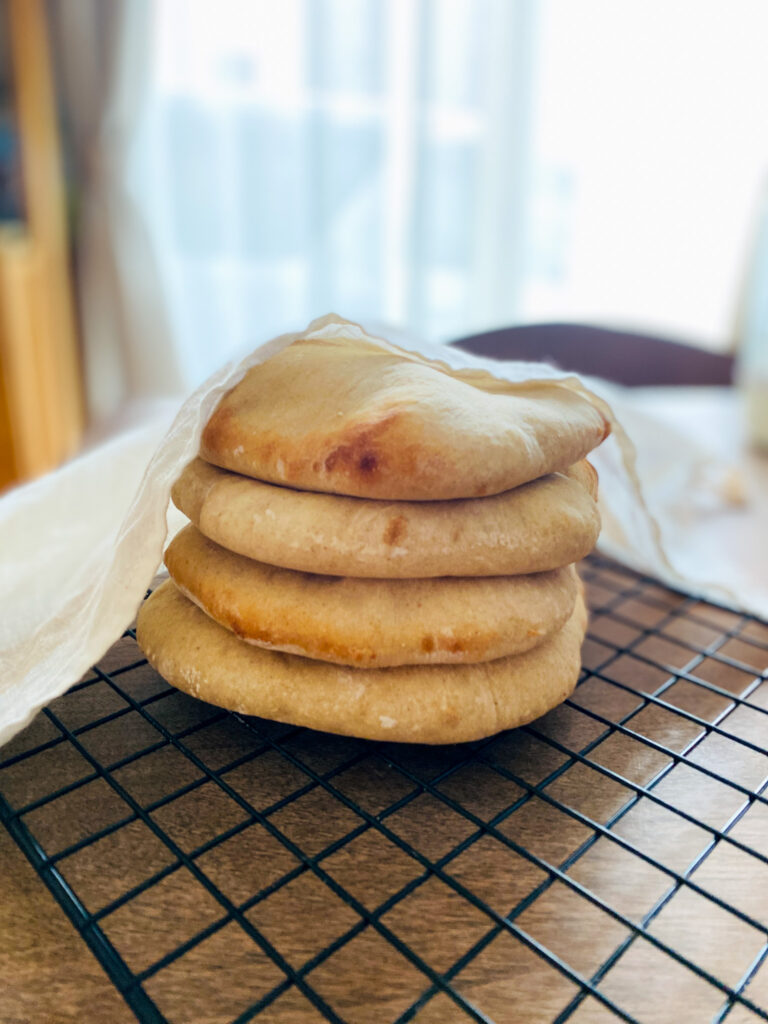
left=201, top=334, right=609, bottom=500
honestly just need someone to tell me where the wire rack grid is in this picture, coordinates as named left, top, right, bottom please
left=1, top=553, right=768, bottom=1023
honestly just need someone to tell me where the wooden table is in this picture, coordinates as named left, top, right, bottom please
left=0, top=826, right=135, bottom=1024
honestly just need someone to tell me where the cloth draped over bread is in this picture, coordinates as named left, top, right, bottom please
left=0, top=314, right=674, bottom=747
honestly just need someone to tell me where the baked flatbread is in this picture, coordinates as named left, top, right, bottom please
left=200, top=335, right=609, bottom=500
left=165, top=525, right=578, bottom=667
left=137, top=581, right=587, bottom=744
left=172, top=458, right=599, bottom=578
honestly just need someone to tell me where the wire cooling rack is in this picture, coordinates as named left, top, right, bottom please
left=1, top=553, right=767, bottom=1023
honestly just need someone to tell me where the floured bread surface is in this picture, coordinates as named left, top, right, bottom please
left=200, top=336, right=609, bottom=500
left=165, top=525, right=578, bottom=667
left=136, top=581, right=588, bottom=744
left=173, top=458, right=600, bottom=578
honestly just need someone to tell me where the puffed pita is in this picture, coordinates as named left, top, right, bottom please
left=165, top=525, right=578, bottom=667
left=137, top=581, right=588, bottom=744
left=200, top=334, right=609, bottom=500
left=172, top=458, right=599, bottom=579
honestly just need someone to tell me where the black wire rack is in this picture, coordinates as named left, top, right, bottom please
left=1, top=553, right=767, bottom=1023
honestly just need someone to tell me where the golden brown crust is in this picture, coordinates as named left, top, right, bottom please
left=200, top=337, right=609, bottom=500
left=172, top=458, right=601, bottom=579
left=136, top=581, right=588, bottom=745
left=164, top=525, right=578, bottom=667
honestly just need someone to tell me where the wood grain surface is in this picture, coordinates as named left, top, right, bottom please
left=1, top=560, right=767, bottom=1023
left=0, top=826, right=135, bottom=1024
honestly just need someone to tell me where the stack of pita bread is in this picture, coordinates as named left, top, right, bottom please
left=137, top=333, right=609, bottom=744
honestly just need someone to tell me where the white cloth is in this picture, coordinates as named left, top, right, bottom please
left=596, top=386, right=768, bottom=618
left=0, top=315, right=763, bottom=748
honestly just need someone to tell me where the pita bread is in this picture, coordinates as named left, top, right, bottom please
left=136, top=581, right=587, bottom=744
left=172, top=458, right=599, bottom=578
left=164, top=525, right=578, bottom=667
left=200, top=335, right=609, bottom=500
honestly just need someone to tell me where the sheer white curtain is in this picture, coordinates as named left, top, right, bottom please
left=55, top=0, right=768, bottom=416
left=51, top=0, right=185, bottom=422
left=135, top=0, right=537, bottom=393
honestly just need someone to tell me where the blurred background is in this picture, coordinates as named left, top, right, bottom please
left=2, top=0, right=768, bottom=490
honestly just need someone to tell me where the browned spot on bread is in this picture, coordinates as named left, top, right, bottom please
left=421, top=635, right=435, bottom=653
left=321, top=414, right=399, bottom=482
left=324, top=445, right=379, bottom=474
left=234, top=621, right=371, bottom=666
left=450, top=526, right=461, bottom=543
left=383, top=515, right=407, bottom=546
left=443, top=639, right=464, bottom=654
left=309, top=636, right=376, bottom=664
